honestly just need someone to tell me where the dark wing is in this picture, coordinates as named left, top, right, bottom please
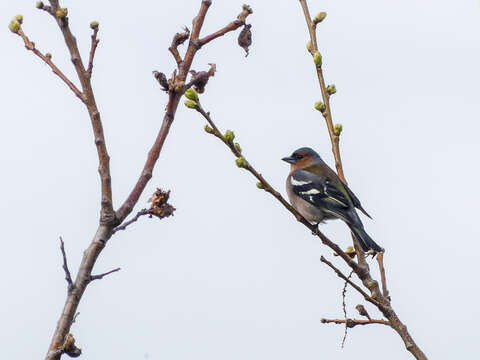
left=290, top=170, right=352, bottom=221
left=343, top=182, right=372, bottom=219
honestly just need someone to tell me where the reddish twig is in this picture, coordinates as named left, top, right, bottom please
left=198, top=4, right=252, bottom=47
left=169, top=27, right=190, bottom=66
left=86, top=24, right=99, bottom=78
left=16, top=29, right=84, bottom=102
left=321, top=318, right=390, bottom=328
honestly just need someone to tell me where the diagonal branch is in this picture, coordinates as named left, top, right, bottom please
left=16, top=29, right=84, bottom=102
left=193, top=98, right=427, bottom=359
left=45, top=1, right=114, bottom=220
left=198, top=4, right=252, bottom=47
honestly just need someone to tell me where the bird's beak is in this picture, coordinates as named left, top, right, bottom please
left=282, top=156, right=296, bottom=164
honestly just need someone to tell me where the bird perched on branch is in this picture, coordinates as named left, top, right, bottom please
left=282, top=147, right=382, bottom=253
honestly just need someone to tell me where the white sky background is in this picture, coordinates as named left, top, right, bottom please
left=1, top=0, right=479, bottom=358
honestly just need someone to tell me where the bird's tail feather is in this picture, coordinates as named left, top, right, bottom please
left=348, top=225, right=383, bottom=253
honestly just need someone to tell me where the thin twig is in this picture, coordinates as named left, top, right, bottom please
left=111, top=209, right=149, bottom=235
left=320, top=256, right=383, bottom=309
left=86, top=26, right=99, bottom=78
left=321, top=318, right=390, bottom=328
left=376, top=251, right=390, bottom=300
left=341, top=270, right=354, bottom=348
left=59, top=237, right=73, bottom=292
left=298, top=0, right=344, bottom=181
left=16, top=29, right=84, bottom=102
left=169, top=27, right=190, bottom=66
left=90, top=268, right=121, bottom=281
left=198, top=5, right=252, bottom=47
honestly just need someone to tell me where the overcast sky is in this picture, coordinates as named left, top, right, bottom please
left=1, top=0, right=479, bottom=359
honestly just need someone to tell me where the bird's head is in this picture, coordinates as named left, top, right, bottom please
left=282, top=147, right=321, bottom=170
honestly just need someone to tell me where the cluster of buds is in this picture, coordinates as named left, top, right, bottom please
left=8, top=14, right=23, bottom=33
left=184, top=87, right=199, bottom=109
left=223, top=130, right=235, bottom=143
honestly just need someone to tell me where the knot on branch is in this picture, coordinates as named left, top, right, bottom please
left=147, top=188, right=176, bottom=219
left=187, top=63, right=216, bottom=93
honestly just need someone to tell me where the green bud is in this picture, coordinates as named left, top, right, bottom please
left=313, top=12, right=327, bottom=24
left=56, top=8, right=68, bottom=19
left=184, top=99, right=197, bottom=109
left=306, top=40, right=312, bottom=52
left=45, top=53, right=52, bottom=60
left=236, top=156, right=247, bottom=168
left=234, top=142, right=242, bottom=154
left=314, top=101, right=326, bottom=112
left=184, top=87, right=199, bottom=102
left=326, top=84, right=336, bottom=95
left=90, top=21, right=99, bottom=30
left=8, top=20, right=20, bottom=33
left=36, top=1, right=44, bottom=9
left=14, top=15, right=23, bottom=24
left=204, top=125, right=213, bottom=133
left=334, top=123, right=343, bottom=135
left=313, top=51, right=322, bottom=67
left=256, top=182, right=263, bottom=189
left=223, top=130, right=235, bottom=143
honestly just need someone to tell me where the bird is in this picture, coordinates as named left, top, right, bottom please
left=282, top=147, right=382, bottom=253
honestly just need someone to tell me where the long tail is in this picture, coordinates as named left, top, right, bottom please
left=348, top=225, right=383, bottom=253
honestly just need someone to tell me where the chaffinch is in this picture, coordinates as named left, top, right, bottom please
left=282, top=147, right=382, bottom=253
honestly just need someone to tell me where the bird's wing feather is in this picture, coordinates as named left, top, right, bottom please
left=343, top=182, right=372, bottom=219
left=290, top=170, right=349, bottom=210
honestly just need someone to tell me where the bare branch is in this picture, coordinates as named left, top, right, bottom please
left=59, top=237, right=73, bottom=292
left=90, top=267, right=121, bottom=282
left=298, top=0, right=344, bottom=181
left=86, top=23, right=99, bottom=78
left=377, top=251, right=390, bottom=300
left=14, top=29, right=84, bottom=102
left=111, top=209, right=149, bottom=235
left=321, top=318, right=390, bottom=328
left=198, top=4, right=253, bottom=47
left=169, top=27, right=190, bottom=66
left=320, top=256, right=382, bottom=309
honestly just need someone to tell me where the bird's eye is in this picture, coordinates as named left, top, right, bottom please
left=295, top=154, right=304, bottom=160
